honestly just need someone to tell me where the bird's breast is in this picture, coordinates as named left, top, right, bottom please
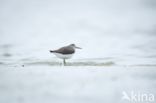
left=53, top=53, right=74, bottom=59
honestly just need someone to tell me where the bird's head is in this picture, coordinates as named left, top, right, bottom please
left=69, top=44, right=82, bottom=49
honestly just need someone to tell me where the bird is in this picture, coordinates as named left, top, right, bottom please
left=49, top=44, right=81, bottom=65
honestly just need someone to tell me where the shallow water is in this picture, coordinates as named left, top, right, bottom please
left=0, top=66, right=156, bottom=103
left=0, top=0, right=156, bottom=103
left=0, top=0, right=156, bottom=67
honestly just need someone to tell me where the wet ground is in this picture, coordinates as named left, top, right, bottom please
left=0, top=66, right=156, bottom=103
left=0, top=0, right=156, bottom=103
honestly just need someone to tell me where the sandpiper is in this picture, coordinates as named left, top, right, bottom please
left=50, top=44, right=81, bottom=65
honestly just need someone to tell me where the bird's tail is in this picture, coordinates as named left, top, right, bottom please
left=49, top=50, right=54, bottom=53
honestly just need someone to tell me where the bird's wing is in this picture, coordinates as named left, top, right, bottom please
left=54, top=47, right=75, bottom=54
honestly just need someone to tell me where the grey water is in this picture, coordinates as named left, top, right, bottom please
left=0, top=0, right=156, bottom=67
left=0, top=0, right=156, bottom=103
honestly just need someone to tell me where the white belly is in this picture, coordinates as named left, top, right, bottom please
left=53, top=53, right=73, bottom=59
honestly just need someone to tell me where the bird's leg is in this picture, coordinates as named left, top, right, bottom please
left=63, top=59, right=66, bottom=66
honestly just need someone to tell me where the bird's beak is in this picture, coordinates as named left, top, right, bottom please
left=75, top=46, right=82, bottom=49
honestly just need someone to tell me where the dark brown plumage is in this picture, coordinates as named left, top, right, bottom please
left=50, top=46, right=75, bottom=54
left=49, top=44, right=81, bottom=66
